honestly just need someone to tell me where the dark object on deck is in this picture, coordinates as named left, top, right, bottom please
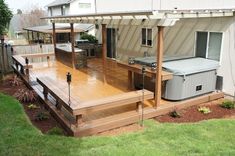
left=25, top=57, right=29, bottom=65
left=67, top=72, right=72, bottom=84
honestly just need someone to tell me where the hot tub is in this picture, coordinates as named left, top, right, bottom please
left=162, top=58, right=219, bottom=101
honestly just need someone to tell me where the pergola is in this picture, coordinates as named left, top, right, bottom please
left=42, top=9, right=233, bottom=107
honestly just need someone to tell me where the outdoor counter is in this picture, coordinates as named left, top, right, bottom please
left=55, top=44, right=87, bottom=68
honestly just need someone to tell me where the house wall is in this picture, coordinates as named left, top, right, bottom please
left=115, top=17, right=231, bottom=60
left=96, top=0, right=235, bottom=13
left=159, top=0, right=235, bottom=10
left=96, top=0, right=153, bottom=13
left=217, top=16, right=235, bottom=96
left=104, top=16, right=235, bottom=95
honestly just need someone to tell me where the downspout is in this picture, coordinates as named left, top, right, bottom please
left=94, top=0, right=97, bottom=13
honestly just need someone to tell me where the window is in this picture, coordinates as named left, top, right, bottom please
left=79, top=3, right=91, bottom=8
left=142, top=28, right=152, bottom=46
left=195, top=31, right=223, bottom=61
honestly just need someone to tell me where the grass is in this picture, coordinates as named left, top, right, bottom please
left=1, top=93, right=235, bottom=156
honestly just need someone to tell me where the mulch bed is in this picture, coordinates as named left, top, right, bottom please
left=155, top=101, right=235, bottom=123
left=0, top=74, right=61, bottom=134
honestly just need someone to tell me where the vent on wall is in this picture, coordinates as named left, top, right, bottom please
left=216, top=76, right=223, bottom=91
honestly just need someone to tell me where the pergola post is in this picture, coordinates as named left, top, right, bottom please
left=52, top=23, right=56, bottom=53
left=37, top=32, right=40, bottom=43
left=27, top=30, right=30, bottom=43
left=102, top=24, right=107, bottom=69
left=70, top=23, right=75, bottom=68
left=155, top=26, right=164, bottom=108
left=31, top=31, right=34, bottom=43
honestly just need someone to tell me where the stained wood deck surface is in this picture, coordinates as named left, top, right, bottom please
left=13, top=56, right=224, bottom=136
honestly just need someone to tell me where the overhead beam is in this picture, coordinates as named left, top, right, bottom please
left=155, top=26, right=164, bottom=108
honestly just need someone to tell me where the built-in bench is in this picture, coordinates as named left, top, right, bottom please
left=37, top=76, right=154, bottom=127
left=12, top=55, right=33, bottom=75
left=37, top=77, right=80, bottom=113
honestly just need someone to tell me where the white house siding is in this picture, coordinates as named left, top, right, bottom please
left=96, top=0, right=235, bottom=13
left=217, top=16, right=235, bottom=96
left=158, top=0, right=235, bottom=10
left=96, top=0, right=153, bottom=13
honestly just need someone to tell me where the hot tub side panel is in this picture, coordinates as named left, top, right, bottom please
left=163, top=70, right=217, bottom=101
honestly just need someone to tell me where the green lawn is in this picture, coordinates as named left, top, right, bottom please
left=1, top=93, right=235, bottom=156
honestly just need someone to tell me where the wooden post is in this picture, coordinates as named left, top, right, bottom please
left=155, top=26, right=164, bottom=108
left=43, top=88, right=48, bottom=100
left=128, top=70, right=133, bottom=90
left=52, top=23, right=56, bottom=53
left=37, top=32, right=40, bottom=43
left=70, top=23, right=75, bottom=68
left=1, top=38, right=5, bottom=75
left=31, top=31, right=34, bottom=43
left=27, top=30, right=30, bottom=43
left=102, top=24, right=107, bottom=69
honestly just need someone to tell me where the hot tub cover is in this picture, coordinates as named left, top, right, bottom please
left=162, top=58, right=220, bottom=76
left=134, top=56, right=191, bottom=66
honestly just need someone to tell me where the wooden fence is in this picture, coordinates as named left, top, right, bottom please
left=0, top=44, right=54, bottom=75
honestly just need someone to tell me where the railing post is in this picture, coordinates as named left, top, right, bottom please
left=43, top=87, right=48, bottom=100
left=56, top=99, right=62, bottom=110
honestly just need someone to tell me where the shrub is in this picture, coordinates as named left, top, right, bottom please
left=198, top=106, right=211, bottom=114
left=9, top=75, right=22, bottom=86
left=220, top=100, right=235, bottom=109
left=80, top=33, right=97, bottom=43
left=28, top=104, right=39, bottom=109
left=47, top=127, right=64, bottom=135
left=14, top=89, right=37, bottom=103
left=169, top=110, right=181, bottom=118
left=35, top=111, right=49, bottom=121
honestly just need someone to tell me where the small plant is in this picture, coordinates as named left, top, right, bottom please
left=47, top=127, right=64, bottom=135
left=35, top=111, right=49, bottom=121
left=169, top=110, right=181, bottom=118
left=198, top=106, right=211, bottom=114
left=9, top=75, right=22, bottom=86
left=14, top=89, right=37, bottom=103
left=220, top=100, right=235, bottom=109
left=28, top=104, right=39, bottom=109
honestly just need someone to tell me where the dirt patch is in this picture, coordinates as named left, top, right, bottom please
left=0, top=74, right=62, bottom=134
left=97, top=124, right=144, bottom=137
left=155, top=101, right=235, bottom=123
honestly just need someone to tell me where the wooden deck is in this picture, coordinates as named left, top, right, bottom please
left=12, top=54, right=224, bottom=137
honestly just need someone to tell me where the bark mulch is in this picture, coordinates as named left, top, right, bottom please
left=155, top=100, right=235, bottom=123
left=0, top=74, right=61, bottom=134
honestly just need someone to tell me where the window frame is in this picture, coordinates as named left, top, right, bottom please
left=78, top=3, right=92, bottom=9
left=141, top=28, right=153, bottom=47
left=194, top=31, right=223, bottom=63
